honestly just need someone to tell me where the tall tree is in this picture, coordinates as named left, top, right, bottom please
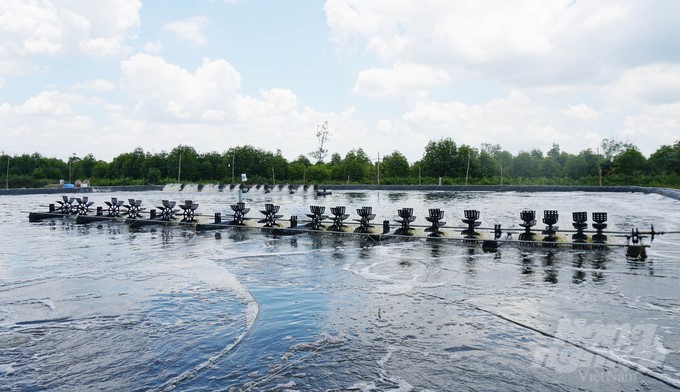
left=309, top=121, right=331, bottom=164
left=381, top=151, right=410, bottom=178
left=421, top=137, right=458, bottom=177
left=612, top=148, right=647, bottom=175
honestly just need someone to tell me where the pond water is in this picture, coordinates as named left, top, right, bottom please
left=1, top=188, right=680, bottom=391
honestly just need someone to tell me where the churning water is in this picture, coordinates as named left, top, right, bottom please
left=1, top=189, right=680, bottom=391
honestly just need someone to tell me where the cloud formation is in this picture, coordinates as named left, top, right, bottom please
left=165, top=16, right=209, bottom=47
left=0, top=0, right=679, bottom=163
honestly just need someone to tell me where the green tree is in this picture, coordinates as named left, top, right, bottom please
left=612, top=148, right=647, bottom=175
left=565, top=149, right=599, bottom=179
left=146, top=168, right=161, bottom=184
left=109, top=147, right=145, bottom=179
left=92, top=161, right=109, bottom=179
left=270, top=150, right=289, bottom=183
left=543, top=143, right=565, bottom=178
left=288, top=155, right=312, bottom=182
left=421, top=138, right=458, bottom=177
left=144, top=151, right=169, bottom=180
left=341, top=148, right=372, bottom=183
left=381, top=151, right=410, bottom=178
left=477, top=150, right=497, bottom=179
left=168, top=145, right=198, bottom=182
left=76, top=153, right=98, bottom=179
left=457, top=145, right=479, bottom=180
left=309, top=121, right=331, bottom=163
left=308, top=163, right=330, bottom=182
left=649, top=141, right=680, bottom=175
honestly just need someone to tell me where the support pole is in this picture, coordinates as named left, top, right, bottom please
left=177, top=154, right=182, bottom=183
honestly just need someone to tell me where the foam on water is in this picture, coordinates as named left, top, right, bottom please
left=162, top=183, right=182, bottom=192
left=156, top=256, right=259, bottom=329
left=181, top=183, right=200, bottom=192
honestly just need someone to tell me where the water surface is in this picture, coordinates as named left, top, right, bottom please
left=1, top=188, right=679, bottom=391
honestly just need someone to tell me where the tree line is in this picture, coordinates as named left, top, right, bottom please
left=2, top=137, right=680, bottom=188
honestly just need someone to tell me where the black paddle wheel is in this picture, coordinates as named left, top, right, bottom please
left=74, top=197, right=94, bottom=215
left=519, top=210, right=536, bottom=242
left=305, top=206, right=328, bottom=230
left=156, top=200, right=178, bottom=221
left=179, top=200, right=199, bottom=222
left=394, top=208, right=416, bottom=236
left=104, top=197, right=125, bottom=217
left=230, top=202, right=250, bottom=225
left=124, top=199, right=145, bottom=219
left=328, top=206, right=349, bottom=232
left=425, top=208, right=446, bottom=237
left=354, top=206, right=376, bottom=233
left=258, top=203, right=282, bottom=227
left=542, top=210, right=559, bottom=245
left=592, top=212, right=608, bottom=244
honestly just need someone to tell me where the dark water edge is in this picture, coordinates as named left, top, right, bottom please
left=0, top=185, right=163, bottom=196
left=2, top=184, right=679, bottom=201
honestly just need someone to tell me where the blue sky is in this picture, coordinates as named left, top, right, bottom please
left=2, top=0, right=680, bottom=163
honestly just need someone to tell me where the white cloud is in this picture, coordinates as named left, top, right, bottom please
left=121, top=53, right=241, bottom=120
left=0, top=0, right=64, bottom=56
left=144, top=41, right=163, bottom=54
left=582, top=5, right=629, bottom=30
left=607, top=63, right=680, bottom=105
left=325, top=1, right=680, bottom=89
left=0, top=0, right=140, bottom=58
left=71, top=79, right=116, bottom=92
left=562, top=104, right=598, bottom=121
left=20, top=90, right=77, bottom=116
left=621, top=104, right=680, bottom=153
left=0, top=0, right=141, bottom=84
left=399, top=92, right=603, bottom=156
left=165, top=16, right=209, bottom=47
left=354, top=62, right=450, bottom=98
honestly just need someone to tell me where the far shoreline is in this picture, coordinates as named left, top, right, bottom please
left=1, top=184, right=679, bottom=201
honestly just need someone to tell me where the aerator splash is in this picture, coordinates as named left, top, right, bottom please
left=29, top=196, right=662, bottom=259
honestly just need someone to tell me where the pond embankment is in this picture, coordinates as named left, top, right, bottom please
left=1, top=184, right=678, bottom=201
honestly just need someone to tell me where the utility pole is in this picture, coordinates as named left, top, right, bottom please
left=377, top=152, right=380, bottom=185
left=177, top=154, right=182, bottom=183
left=4, top=152, right=9, bottom=190
left=69, top=153, right=75, bottom=184
left=231, top=151, right=235, bottom=184
left=465, top=150, right=470, bottom=186
left=597, top=148, right=603, bottom=186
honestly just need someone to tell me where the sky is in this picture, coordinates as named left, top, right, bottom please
left=1, top=0, right=680, bottom=163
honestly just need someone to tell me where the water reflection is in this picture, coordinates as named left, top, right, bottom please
left=572, top=254, right=586, bottom=284
left=387, top=192, right=408, bottom=202
left=542, top=252, right=558, bottom=284
left=429, top=241, right=442, bottom=258
left=227, top=229, right=249, bottom=242
left=359, top=244, right=373, bottom=259
left=591, top=251, right=607, bottom=283
left=344, top=192, right=368, bottom=203
left=465, top=250, right=477, bottom=280
left=627, top=257, right=649, bottom=272
left=311, top=234, right=323, bottom=249
left=520, top=253, right=535, bottom=283
left=423, top=191, right=458, bottom=202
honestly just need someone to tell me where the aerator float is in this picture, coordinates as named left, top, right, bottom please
left=28, top=195, right=665, bottom=259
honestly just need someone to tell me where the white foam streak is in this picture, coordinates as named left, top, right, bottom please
left=154, top=257, right=260, bottom=391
